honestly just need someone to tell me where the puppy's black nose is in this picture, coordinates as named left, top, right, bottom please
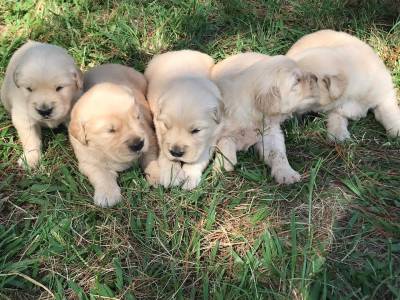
left=129, top=138, right=144, bottom=152
left=169, top=146, right=185, bottom=158
left=36, top=106, right=53, bottom=117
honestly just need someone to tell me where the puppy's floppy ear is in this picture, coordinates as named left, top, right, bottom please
left=322, top=74, right=347, bottom=100
left=255, top=86, right=281, bottom=115
left=13, top=67, right=21, bottom=88
left=212, top=101, right=225, bottom=124
left=73, top=68, right=84, bottom=90
left=69, top=118, right=87, bottom=145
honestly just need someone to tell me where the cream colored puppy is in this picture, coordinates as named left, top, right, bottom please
left=145, top=50, right=223, bottom=190
left=69, top=64, right=158, bottom=207
left=1, top=41, right=83, bottom=168
left=287, top=29, right=400, bottom=140
left=212, top=54, right=320, bottom=184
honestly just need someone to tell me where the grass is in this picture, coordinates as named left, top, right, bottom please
left=1, top=0, right=400, bottom=299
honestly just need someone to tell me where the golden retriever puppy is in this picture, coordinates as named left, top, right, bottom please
left=212, top=54, right=319, bottom=184
left=145, top=50, right=223, bottom=190
left=1, top=41, right=83, bottom=168
left=69, top=64, right=158, bottom=207
left=287, top=29, right=400, bottom=141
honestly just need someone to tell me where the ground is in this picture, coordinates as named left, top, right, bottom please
left=0, top=1, right=400, bottom=299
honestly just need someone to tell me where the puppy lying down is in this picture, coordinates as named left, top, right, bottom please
left=1, top=41, right=83, bottom=168
left=145, top=50, right=224, bottom=190
left=69, top=64, right=159, bottom=207
left=212, top=53, right=320, bottom=184
left=287, top=29, right=400, bottom=140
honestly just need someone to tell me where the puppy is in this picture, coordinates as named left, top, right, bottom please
left=1, top=41, right=83, bottom=168
left=145, top=50, right=223, bottom=190
left=287, top=29, right=400, bottom=140
left=69, top=64, right=158, bottom=207
left=212, top=54, right=320, bottom=184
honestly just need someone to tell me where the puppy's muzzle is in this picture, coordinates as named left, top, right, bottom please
left=128, top=138, right=144, bottom=152
left=169, top=146, right=185, bottom=158
left=36, top=104, right=54, bottom=118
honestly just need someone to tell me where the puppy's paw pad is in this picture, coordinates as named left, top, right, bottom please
left=272, top=168, right=301, bottom=185
left=18, top=152, right=40, bottom=169
left=94, top=186, right=121, bottom=207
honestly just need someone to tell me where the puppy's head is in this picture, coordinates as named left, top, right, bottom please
left=14, top=44, right=83, bottom=123
left=289, top=49, right=348, bottom=110
left=317, top=73, right=347, bottom=106
left=155, top=78, right=223, bottom=164
left=254, top=56, right=320, bottom=115
left=69, top=83, right=150, bottom=163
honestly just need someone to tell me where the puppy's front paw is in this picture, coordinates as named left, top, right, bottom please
left=327, top=128, right=350, bottom=143
left=272, top=167, right=301, bottom=185
left=159, top=160, right=185, bottom=188
left=387, top=122, right=400, bottom=137
left=18, top=151, right=41, bottom=169
left=93, top=184, right=121, bottom=207
left=182, top=166, right=202, bottom=190
left=144, top=160, right=160, bottom=186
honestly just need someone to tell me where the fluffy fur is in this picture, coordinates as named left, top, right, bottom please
left=212, top=54, right=320, bottom=184
left=69, top=64, right=158, bottom=207
left=287, top=29, right=400, bottom=141
left=1, top=41, right=83, bottom=168
left=145, top=50, right=223, bottom=190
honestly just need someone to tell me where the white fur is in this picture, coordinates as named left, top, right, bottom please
left=287, top=29, right=400, bottom=139
left=1, top=41, right=83, bottom=169
left=70, top=65, right=158, bottom=207
left=212, top=54, right=319, bottom=184
left=145, top=50, right=223, bottom=190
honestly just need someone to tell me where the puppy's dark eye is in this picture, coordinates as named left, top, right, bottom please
left=56, top=86, right=64, bottom=92
left=191, top=128, right=200, bottom=134
left=108, top=127, right=116, bottom=133
left=26, top=87, right=32, bottom=92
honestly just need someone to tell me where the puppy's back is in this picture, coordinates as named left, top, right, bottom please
left=145, top=50, right=214, bottom=83
left=212, top=52, right=269, bottom=82
left=287, top=30, right=374, bottom=58
left=84, top=63, right=147, bottom=94
left=145, top=50, right=215, bottom=110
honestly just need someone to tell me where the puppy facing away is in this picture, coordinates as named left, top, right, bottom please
left=287, top=29, right=400, bottom=141
left=145, top=50, right=224, bottom=190
left=1, top=41, right=83, bottom=168
left=69, top=64, right=158, bottom=207
left=212, top=54, right=320, bottom=184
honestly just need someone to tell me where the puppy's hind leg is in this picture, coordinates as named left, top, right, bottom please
left=12, top=110, right=42, bottom=169
left=373, top=96, right=400, bottom=137
left=213, top=136, right=237, bottom=172
left=256, top=122, right=300, bottom=185
left=326, top=110, right=350, bottom=142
